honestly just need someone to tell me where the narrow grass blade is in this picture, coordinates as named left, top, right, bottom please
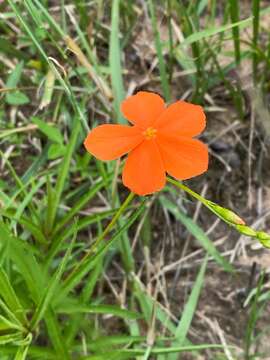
left=21, top=143, right=49, bottom=184
left=30, top=221, right=77, bottom=330
left=160, top=197, right=234, bottom=272
left=133, top=277, right=193, bottom=348
left=0, top=221, right=45, bottom=303
left=0, top=268, right=27, bottom=325
left=169, top=257, right=208, bottom=360
left=205, top=41, right=244, bottom=118
left=14, top=345, right=30, bottom=360
left=1, top=153, right=39, bottom=220
left=53, top=177, right=110, bottom=234
left=2, top=213, right=48, bottom=245
left=28, top=0, right=111, bottom=100
left=44, top=309, right=70, bottom=359
left=56, top=303, right=142, bottom=320
left=88, top=335, right=146, bottom=350
left=228, top=0, right=241, bottom=64
left=180, top=16, right=252, bottom=48
left=244, top=272, right=264, bottom=358
left=148, top=0, right=170, bottom=101
left=46, top=116, right=81, bottom=234
left=0, top=345, right=56, bottom=359
left=109, top=0, right=125, bottom=123
left=7, top=0, right=70, bottom=95
left=1, top=222, right=65, bottom=357
left=9, top=0, right=89, bottom=133
left=177, top=4, right=205, bottom=101
left=54, top=199, right=146, bottom=304
left=252, top=0, right=261, bottom=83
left=0, top=299, right=25, bottom=328
left=46, top=208, right=118, bottom=267
left=0, top=315, right=23, bottom=331
left=84, top=344, right=227, bottom=358
left=175, top=256, right=207, bottom=341
left=0, top=332, right=24, bottom=345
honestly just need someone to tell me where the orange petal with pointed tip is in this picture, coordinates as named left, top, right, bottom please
left=122, top=139, right=166, bottom=195
left=84, top=124, right=143, bottom=161
left=121, top=91, right=165, bottom=129
left=157, top=134, right=208, bottom=180
left=154, top=101, right=206, bottom=137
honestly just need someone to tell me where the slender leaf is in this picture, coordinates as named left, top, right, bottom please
left=160, top=197, right=234, bottom=272
left=0, top=268, right=27, bottom=325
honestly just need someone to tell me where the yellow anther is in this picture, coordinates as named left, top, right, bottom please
left=143, top=127, right=157, bottom=140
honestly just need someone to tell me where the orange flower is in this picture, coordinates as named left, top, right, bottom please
left=84, top=91, right=208, bottom=195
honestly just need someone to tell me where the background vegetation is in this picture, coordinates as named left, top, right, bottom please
left=1, top=0, right=270, bottom=359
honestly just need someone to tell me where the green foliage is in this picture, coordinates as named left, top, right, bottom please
left=5, top=62, right=30, bottom=105
left=32, top=117, right=63, bottom=144
left=1, top=1, right=270, bottom=359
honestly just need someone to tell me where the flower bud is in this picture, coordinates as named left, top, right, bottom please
left=256, top=231, right=270, bottom=248
left=207, top=202, right=245, bottom=225
left=235, top=224, right=257, bottom=237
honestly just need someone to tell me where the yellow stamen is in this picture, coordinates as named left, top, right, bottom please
left=143, top=127, right=157, bottom=140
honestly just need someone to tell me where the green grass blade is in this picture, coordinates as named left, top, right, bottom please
left=0, top=332, right=24, bottom=345
left=109, top=0, right=125, bottom=123
left=228, top=0, right=241, bottom=64
left=180, top=16, right=252, bottom=47
left=54, top=199, right=146, bottom=304
left=21, top=143, right=49, bottom=184
left=85, top=344, right=227, bottom=358
left=160, top=197, right=234, bottom=272
left=244, top=272, right=265, bottom=358
left=148, top=0, right=170, bottom=101
left=2, top=212, right=48, bottom=245
left=14, top=345, right=30, bottom=360
left=45, top=209, right=118, bottom=267
left=30, top=222, right=77, bottom=330
left=56, top=303, right=142, bottom=320
left=0, top=268, right=27, bottom=325
left=0, top=299, right=25, bottom=328
left=252, top=0, right=261, bottom=83
left=9, top=0, right=89, bottom=133
left=0, top=345, right=56, bottom=359
left=53, top=178, right=110, bottom=235
left=0, top=221, right=45, bottom=303
left=7, top=0, right=70, bottom=95
left=169, top=257, right=208, bottom=360
left=46, top=116, right=81, bottom=234
left=44, top=309, right=70, bottom=359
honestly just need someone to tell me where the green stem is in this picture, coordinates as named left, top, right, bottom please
left=167, top=176, right=270, bottom=247
left=167, top=177, right=208, bottom=206
left=167, top=176, right=242, bottom=226
left=167, top=176, right=237, bottom=224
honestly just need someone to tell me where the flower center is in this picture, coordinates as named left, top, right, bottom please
left=143, top=127, right=157, bottom=140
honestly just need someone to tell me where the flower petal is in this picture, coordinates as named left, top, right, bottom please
left=122, top=140, right=166, bottom=195
left=121, top=91, right=165, bottom=129
left=84, top=124, right=143, bottom=161
left=157, top=134, right=208, bottom=180
left=154, top=101, right=206, bottom=137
